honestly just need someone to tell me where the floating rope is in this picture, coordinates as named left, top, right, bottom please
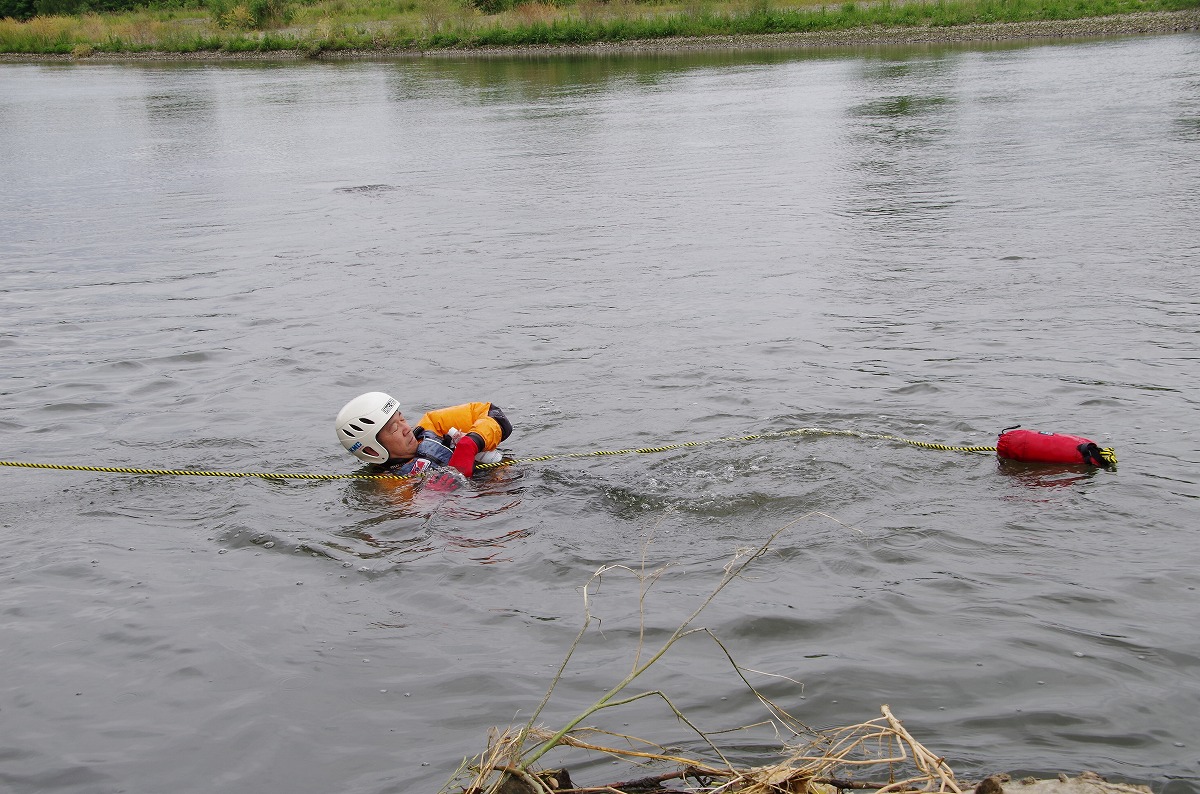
left=0, top=460, right=384, bottom=480
left=0, top=427, right=1000, bottom=481
left=493, top=427, right=999, bottom=465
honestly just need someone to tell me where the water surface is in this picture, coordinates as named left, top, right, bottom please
left=1, top=32, right=1199, bottom=794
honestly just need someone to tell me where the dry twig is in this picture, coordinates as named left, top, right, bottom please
left=444, top=514, right=960, bottom=794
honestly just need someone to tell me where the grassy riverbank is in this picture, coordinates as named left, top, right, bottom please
left=1, top=0, right=1197, bottom=56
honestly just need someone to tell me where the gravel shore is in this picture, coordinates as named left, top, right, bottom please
left=1, top=8, right=1196, bottom=61
left=424, top=8, right=1200, bottom=56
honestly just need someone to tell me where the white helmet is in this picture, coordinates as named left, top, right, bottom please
left=335, top=391, right=400, bottom=464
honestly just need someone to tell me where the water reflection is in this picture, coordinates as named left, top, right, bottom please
left=840, top=55, right=959, bottom=233
left=995, top=459, right=1102, bottom=489
left=400, top=49, right=831, bottom=102
left=327, top=466, right=529, bottom=563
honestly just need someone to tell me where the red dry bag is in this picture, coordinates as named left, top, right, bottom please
left=996, top=428, right=1115, bottom=468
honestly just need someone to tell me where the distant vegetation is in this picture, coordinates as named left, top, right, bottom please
left=1, top=0, right=1196, bottom=55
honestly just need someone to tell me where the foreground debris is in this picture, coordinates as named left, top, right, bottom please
left=472, top=718, right=1156, bottom=794
left=488, top=769, right=1154, bottom=794
left=441, top=523, right=1156, bottom=794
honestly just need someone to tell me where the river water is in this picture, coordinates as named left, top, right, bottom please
left=1, top=30, right=1198, bottom=794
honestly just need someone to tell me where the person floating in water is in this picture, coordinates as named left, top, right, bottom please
left=335, top=392, right=512, bottom=480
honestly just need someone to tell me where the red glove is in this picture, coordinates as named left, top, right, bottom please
left=423, top=469, right=461, bottom=492
left=447, top=433, right=482, bottom=477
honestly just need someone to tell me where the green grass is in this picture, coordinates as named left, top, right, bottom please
left=1, top=0, right=1196, bottom=55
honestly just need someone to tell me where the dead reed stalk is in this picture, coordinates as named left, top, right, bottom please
left=443, top=514, right=961, bottom=794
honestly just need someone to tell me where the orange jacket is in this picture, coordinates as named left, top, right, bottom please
left=416, top=402, right=510, bottom=451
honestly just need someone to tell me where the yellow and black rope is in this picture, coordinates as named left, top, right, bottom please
left=0, top=460, right=396, bottom=480
left=0, top=427, right=1004, bottom=482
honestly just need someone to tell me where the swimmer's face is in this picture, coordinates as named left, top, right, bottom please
left=375, top=410, right=418, bottom=461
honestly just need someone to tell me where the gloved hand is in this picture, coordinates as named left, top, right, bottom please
left=447, top=432, right=482, bottom=477
left=423, top=468, right=462, bottom=492
left=475, top=449, right=503, bottom=465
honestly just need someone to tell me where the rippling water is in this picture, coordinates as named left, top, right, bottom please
left=2, top=32, right=1199, bottom=794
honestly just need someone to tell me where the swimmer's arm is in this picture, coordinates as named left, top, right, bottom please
left=417, top=402, right=508, bottom=450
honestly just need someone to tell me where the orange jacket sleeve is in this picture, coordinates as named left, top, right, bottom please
left=417, top=403, right=505, bottom=451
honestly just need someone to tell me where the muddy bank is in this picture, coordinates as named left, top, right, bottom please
left=1, top=8, right=1197, bottom=61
